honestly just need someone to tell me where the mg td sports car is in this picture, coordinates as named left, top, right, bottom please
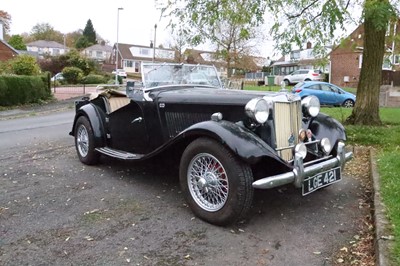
left=70, top=63, right=353, bottom=225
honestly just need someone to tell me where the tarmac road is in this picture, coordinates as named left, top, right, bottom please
left=0, top=109, right=370, bottom=265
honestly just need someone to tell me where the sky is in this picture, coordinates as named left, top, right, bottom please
left=2, top=0, right=170, bottom=47
left=1, top=0, right=362, bottom=60
left=1, top=0, right=278, bottom=58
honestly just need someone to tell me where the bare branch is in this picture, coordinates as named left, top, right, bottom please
left=286, top=0, right=321, bottom=19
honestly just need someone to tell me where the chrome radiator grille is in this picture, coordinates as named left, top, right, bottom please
left=274, top=101, right=302, bottom=161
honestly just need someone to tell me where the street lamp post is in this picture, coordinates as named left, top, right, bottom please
left=115, top=7, right=123, bottom=85
left=153, top=24, right=157, bottom=63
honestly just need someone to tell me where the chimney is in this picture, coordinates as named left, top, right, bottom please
left=0, top=19, right=4, bottom=41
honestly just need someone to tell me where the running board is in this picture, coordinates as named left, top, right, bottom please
left=96, top=147, right=144, bottom=160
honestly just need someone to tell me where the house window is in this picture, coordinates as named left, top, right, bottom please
left=140, top=48, right=150, bottom=55
left=96, top=51, right=102, bottom=58
left=290, top=51, right=300, bottom=60
left=358, top=54, right=363, bottom=69
left=394, top=55, right=400, bottom=65
left=125, top=60, right=133, bottom=67
left=135, top=62, right=140, bottom=73
left=53, top=49, right=60, bottom=56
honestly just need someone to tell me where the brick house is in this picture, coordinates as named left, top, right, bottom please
left=330, top=20, right=400, bottom=88
left=0, top=20, right=19, bottom=62
left=330, top=25, right=365, bottom=88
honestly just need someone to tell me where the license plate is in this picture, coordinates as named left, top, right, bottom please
left=302, top=167, right=341, bottom=196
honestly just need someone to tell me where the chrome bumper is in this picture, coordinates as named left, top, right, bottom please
left=252, top=142, right=353, bottom=189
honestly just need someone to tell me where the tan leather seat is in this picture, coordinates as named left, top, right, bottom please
left=107, top=97, right=130, bottom=113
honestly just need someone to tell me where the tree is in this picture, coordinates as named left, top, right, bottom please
left=75, top=36, right=91, bottom=49
left=82, top=19, right=96, bottom=45
left=0, top=10, right=11, bottom=34
left=167, top=27, right=189, bottom=63
left=163, top=0, right=263, bottom=77
left=8, top=35, right=27, bottom=50
left=164, top=0, right=399, bottom=126
left=30, top=23, right=64, bottom=42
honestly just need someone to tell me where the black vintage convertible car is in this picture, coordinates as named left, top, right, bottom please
left=70, top=63, right=353, bottom=225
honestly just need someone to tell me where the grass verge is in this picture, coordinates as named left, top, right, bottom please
left=322, top=107, right=400, bottom=265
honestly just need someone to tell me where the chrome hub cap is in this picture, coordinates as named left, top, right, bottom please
left=187, top=153, right=229, bottom=212
left=77, top=124, right=89, bottom=157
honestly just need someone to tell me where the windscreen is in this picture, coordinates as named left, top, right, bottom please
left=141, top=63, right=222, bottom=88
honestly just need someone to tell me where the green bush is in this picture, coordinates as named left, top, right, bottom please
left=0, top=75, right=51, bottom=106
left=62, top=67, right=84, bottom=84
left=10, top=54, right=41, bottom=75
left=82, top=74, right=107, bottom=84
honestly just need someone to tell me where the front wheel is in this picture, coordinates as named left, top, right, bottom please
left=74, top=116, right=100, bottom=165
left=179, top=138, right=254, bottom=225
left=343, top=99, right=354, bottom=108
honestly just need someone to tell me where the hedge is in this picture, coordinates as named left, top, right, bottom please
left=0, top=75, right=51, bottom=106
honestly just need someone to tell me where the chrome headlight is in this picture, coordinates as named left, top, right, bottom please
left=301, top=96, right=320, bottom=117
left=245, top=98, right=269, bottom=124
left=320, top=138, right=332, bottom=155
left=294, top=143, right=307, bottom=159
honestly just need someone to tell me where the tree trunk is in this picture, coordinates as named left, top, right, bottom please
left=346, top=2, right=388, bottom=126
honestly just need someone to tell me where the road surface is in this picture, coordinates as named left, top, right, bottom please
left=0, top=110, right=369, bottom=265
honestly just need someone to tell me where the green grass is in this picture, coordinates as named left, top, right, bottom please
left=244, top=85, right=285, bottom=92
left=323, top=107, right=400, bottom=264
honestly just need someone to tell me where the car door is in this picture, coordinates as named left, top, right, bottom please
left=304, top=84, right=324, bottom=102
left=328, top=85, right=345, bottom=105
left=107, top=102, right=150, bottom=154
left=319, top=84, right=336, bottom=105
left=289, top=70, right=301, bottom=83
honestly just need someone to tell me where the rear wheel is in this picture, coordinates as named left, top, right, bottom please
left=179, top=138, right=254, bottom=225
left=284, top=79, right=290, bottom=86
left=343, top=99, right=354, bottom=108
left=74, top=116, right=100, bottom=165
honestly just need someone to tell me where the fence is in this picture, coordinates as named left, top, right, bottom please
left=382, top=70, right=400, bottom=86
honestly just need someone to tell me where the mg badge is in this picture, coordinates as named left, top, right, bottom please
left=288, top=133, right=295, bottom=146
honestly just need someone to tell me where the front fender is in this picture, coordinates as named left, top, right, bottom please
left=308, top=113, right=346, bottom=149
left=69, top=103, right=106, bottom=148
left=180, top=120, right=288, bottom=165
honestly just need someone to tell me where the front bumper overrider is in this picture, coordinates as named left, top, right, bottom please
left=252, top=142, right=353, bottom=189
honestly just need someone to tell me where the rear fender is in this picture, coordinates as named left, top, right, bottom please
left=179, top=120, right=288, bottom=166
left=70, top=103, right=106, bottom=147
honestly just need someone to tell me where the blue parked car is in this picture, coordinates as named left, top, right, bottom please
left=292, top=81, right=356, bottom=107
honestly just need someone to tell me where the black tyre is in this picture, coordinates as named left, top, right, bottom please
left=74, top=116, right=100, bottom=165
left=343, top=99, right=354, bottom=108
left=283, top=79, right=290, bottom=86
left=179, top=137, right=254, bottom=225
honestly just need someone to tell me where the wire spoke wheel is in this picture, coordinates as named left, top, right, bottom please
left=188, top=153, right=229, bottom=212
left=77, top=124, right=89, bottom=157
left=180, top=137, right=254, bottom=225
left=74, top=116, right=99, bottom=165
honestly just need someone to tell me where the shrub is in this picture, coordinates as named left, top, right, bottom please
left=0, top=75, right=51, bottom=106
left=82, top=74, right=107, bottom=84
left=10, top=54, right=41, bottom=75
left=62, top=67, right=84, bottom=84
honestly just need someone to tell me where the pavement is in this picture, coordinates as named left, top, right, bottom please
left=0, top=94, right=394, bottom=265
left=0, top=95, right=80, bottom=120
